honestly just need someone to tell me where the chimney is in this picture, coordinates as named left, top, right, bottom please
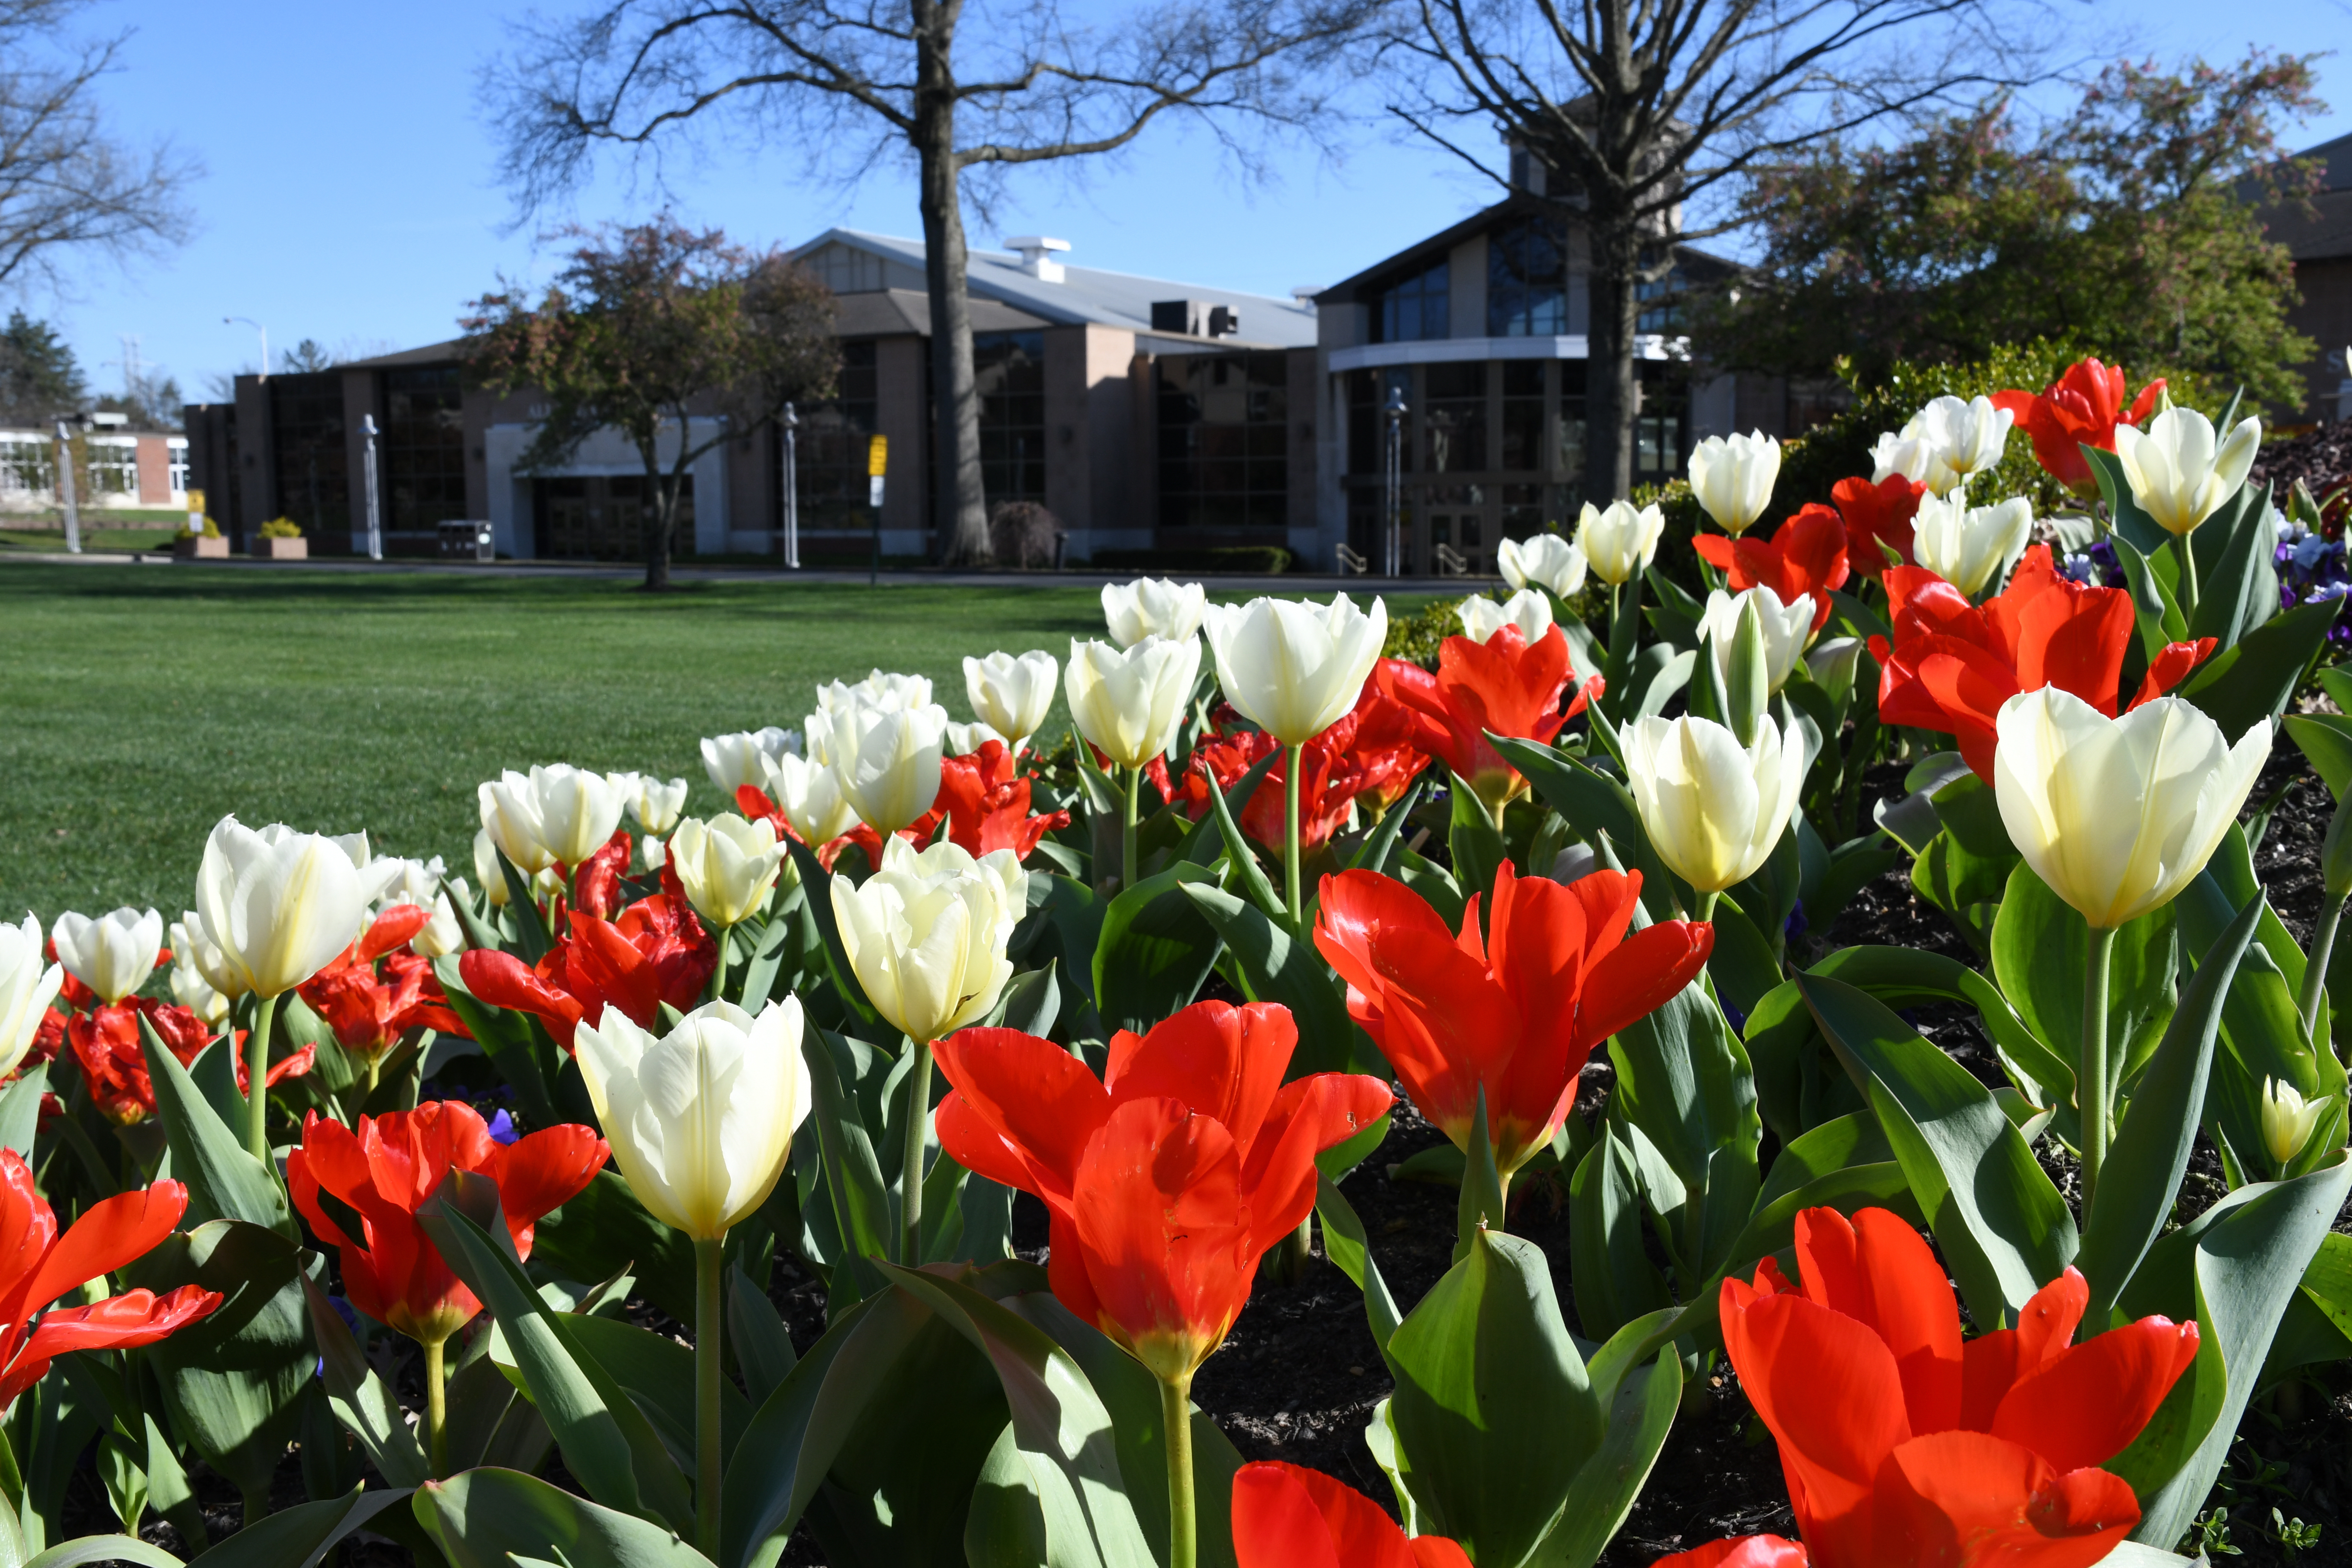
left=1004, top=236, right=1070, bottom=283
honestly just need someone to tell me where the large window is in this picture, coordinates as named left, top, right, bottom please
left=166, top=438, right=189, bottom=493
left=536, top=474, right=693, bottom=560
left=1372, top=259, right=1449, bottom=344
left=1488, top=218, right=1568, bottom=337
left=1638, top=265, right=1688, bottom=333
left=1421, top=362, right=1486, bottom=474
left=85, top=437, right=138, bottom=496
left=1344, top=368, right=1413, bottom=479
left=796, top=340, right=879, bottom=529
left=383, top=366, right=468, bottom=531
left=1157, top=350, right=1289, bottom=530
left=0, top=433, right=52, bottom=498
left=974, top=331, right=1045, bottom=505
left=270, top=374, right=348, bottom=534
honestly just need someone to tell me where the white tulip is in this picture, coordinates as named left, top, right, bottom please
left=1916, top=395, right=2013, bottom=486
left=1700, top=585, right=1813, bottom=693
left=473, top=829, right=510, bottom=907
left=479, top=765, right=625, bottom=871
left=2262, top=1078, right=2333, bottom=1166
left=1458, top=589, right=1553, bottom=646
left=1804, top=637, right=1867, bottom=703
left=171, top=912, right=244, bottom=1001
left=1572, top=500, right=1666, bottom=586
left=1687, top=432, right=1781, bottom=536
left=1625, top=713, right=1807, bottom=894
left=408, top=885, right=468, bottom=961
left=1869, top=422, right=1957, bottom=497
left=1912, top=493, right=2034, bottom=598
left=668, top=814, right=785, bottom=929
left=167, top=940, right=230, bottom=1029
left=1994, top=689, right=2269, bottom=929
left=373, top=856, right=446, bottom=912
left=699, top=729, right=800, bottom=798
left=762, top=752, right=860, bottom=846
left=963, top=650, right=1059, bottom=751
left=50, top=908, right=163, bottom=1004
left=827, top=701, right=949, bottom=836
left=945, top=720, right=1009, bottom=757
left=1102, top=578, right=1208, bottom=648
left=575, top=997, right=811, bottom=1242
left=614, top=774, right=691, bottom=835
left=1497, top=533, right=1590, bottom=597
left=1201, top=592, right=1388, bottom=746
left=817, top=670, right=933, bottom=714
left=2113, top=408, right=2262, bottom=536
left=189, top=815, right=372, bottom=998
left=831, top=837, right=1027, bottom=1045
left=1066, top=634, right=1204, bottom=772
left=0, top=916, right=63, bottom=1080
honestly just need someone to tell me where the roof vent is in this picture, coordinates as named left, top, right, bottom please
left=1290, top=286, right=1323, bottom=308
left=1004, top=236, right=1070, bottom=283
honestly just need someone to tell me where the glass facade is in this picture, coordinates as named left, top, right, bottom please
left=85, top=437, right=138, bottom=496
left=383, top=366, right=468, bottom=531
left=975, top=330, right=1045, bottom=505
left=1487, top=217, right=1569, bottom=337
left=1372, top=260, right=1449, bottom=343
left=535, top=474, right=694, bottom=560
left=1421, top=362, right=1486, bottom=475
left=1156, top=350, right=1289, bottom=530
left=795, top=340, right=879, bottom=530
left=269, top=373, right=348, bottom=534
left=0, top=433, right=52, bottom=498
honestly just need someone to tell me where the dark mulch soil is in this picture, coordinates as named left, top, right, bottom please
left=2252, top=421, right=2352, bottom=515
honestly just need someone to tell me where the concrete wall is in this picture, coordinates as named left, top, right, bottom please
left=1042, top=323, right=1143, bottom=555
left=2287, top=257, right=2352, bottom=422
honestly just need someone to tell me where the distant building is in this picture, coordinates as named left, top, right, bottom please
left=0, top=423, right=188, bottom=515
left=2268, top=132, right=2352, bottom=424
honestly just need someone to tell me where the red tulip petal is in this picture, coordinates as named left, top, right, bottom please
left=485, top=1124, right=611, bottom=1255
left=931, top=1027, right=1111, bottom=1199
left=1650, top=1536, right=1808, bottom=1568
left=0, top=1283, right=221, bottom=1410
left=1877, top=1431, right=2137, bottom=1568
left=1720, top=1290, right=1910, bottom=1551
left=1240, top=1073, right=1394, bottom=1256
left=2130, top=638, right=2217, bottom=710
left=1576, top=920, right=1715, bottom=1055
left=1792, top=1208, right=1963, bottom=1434
left=359, top=905, right=433, bottom=962
left=1409, top=1539, right=1477, bottom=1568
left=458, top=949, right=585, bottom=1043
left=1106, top=1001, right=1295, bottom=1154
left=1232, top=1461, right=1415, bottom=1568
left=1990, top=1315, right=2200, bottom=1472
left=16, top=1181, right=189, bottom=1323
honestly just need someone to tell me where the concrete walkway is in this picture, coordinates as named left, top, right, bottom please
left=0, top=548, right=1494, bottom=594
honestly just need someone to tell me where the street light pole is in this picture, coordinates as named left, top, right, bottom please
left=224, top=317, right=270, bottom=380
left=1383, top=383, right=1408, bottom=578
left=52, top=417, right=80, bottom=554
left=360, top=414, right=383, bottom=561
left=780, top=403, right=800, bottom=569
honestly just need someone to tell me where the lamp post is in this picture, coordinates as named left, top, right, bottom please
left=360, top=414, right=383, bottom=561
left=51, top=416, right=80, bottom=554
left=780, top=402, right=800, bottom=569
left=224, top=317, right=269, bottom=379
left=1382, top=383, right=1407, bottom=578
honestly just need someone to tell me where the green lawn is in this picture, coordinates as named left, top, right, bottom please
left=2, top=565, right=1136, bottom=919
left=1, top=527, right=182, bottom=553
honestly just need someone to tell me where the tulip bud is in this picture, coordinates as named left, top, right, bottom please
left=831, top=837, right=1026, bottom=1045
left=1687, top=432, right=1781, bottom=535
left=667, top=814, right=785, bottom=929
left=479, top=765, right=625, bottom=871
left=1497, top=532, right=1590, bottom=596
left=1457, top=589, right=1552, bottom=646
left=1625, top=713, right=1806, bottom=894
left=1993, top=689, right=2268, bottom=929
left=2261, top=1077, right=2332, bottom=1166
left=962, top=650, right=1059, bottom=751
left=825, top=700, right=949, bottom=837
left=408, top=885, right=467, bottom=961
left=0, top=916, right=63, bottom=1080
left=1067, top=634, right=1203, bottom=771
left=945, top=720, right=1008, bottom=757
left=575, top=996, right=812, bottom=1242
left=473, top=829, right=509, bottom=907
left=1101, top=577, right=1208, bottom=648
left=168, top=940, right=231, bottom=1028
left=1202, top=592, right=1388, bottom=746
left=171, top=911, right=245, bottom=1001
left=762, top=751, right=860, bottom=847
left=1700, top=585, right=1812, bottom=694
left=1870, top=421, right=1957, bottom=498
left=1917, top=394, right=2014, bottom=485
left=1912, top=493, right=2033, bottom=598
left=1803, top=636, right=1866, bottom=705
left=50, top=908, right=163, bottom=1005
left=698, top=729, right=800, bottom=798
left=1571, top=499, right=1664, bottom=585
left=2113, top=408, right=2262, bottom=536
left=616, top=774, right=690, bottom=836
left=190, top=815, right=373, bottom=998
left=817, top=670, right=933, bottom=714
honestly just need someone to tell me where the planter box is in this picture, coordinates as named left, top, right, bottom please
left=171, top=536, right=228, bottom=560
left=252, top=536, right=308, bottom=560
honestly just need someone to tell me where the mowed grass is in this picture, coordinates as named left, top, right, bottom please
left=0, top=564, right=1127, bottom=920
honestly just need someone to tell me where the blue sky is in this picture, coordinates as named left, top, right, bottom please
left=20, top=0, right=2352, bottom=403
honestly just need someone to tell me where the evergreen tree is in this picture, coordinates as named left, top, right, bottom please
left=0, top=310, right=86, bottom=422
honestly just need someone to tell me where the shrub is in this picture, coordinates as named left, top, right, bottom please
left=987, top=501, right=1061, bottom=567
left=1088, top=545, right=1295, bottom=575
left=259, top=517, right=303, bottom=539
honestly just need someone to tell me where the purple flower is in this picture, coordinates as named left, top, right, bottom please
left=485, top=1108, right=520, bottom=1146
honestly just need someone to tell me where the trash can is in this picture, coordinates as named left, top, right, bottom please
left=439, top=521, right=495, bottom=562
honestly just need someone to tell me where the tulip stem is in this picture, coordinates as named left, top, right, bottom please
left=2080, top=923, right=2118, bottom=1209
left=1123, top=764, right=1142, bottom=890
left=710, top=925, right=730, bottom=1004
left=245, top=991, right=278, bottom=1162
left=900, top=1038, right=934, bottom=1264
left=2300, top=892, right=2345, bottom=1045
left=2171, top=534, right=2201, bottom=620
left=694, top=1236, right=723, bottom=1559
left=424, top=1335, right=449, bottom=1478
left=1159, top=1371, right=1197, bottom=1568
left=1283, top=742, right=1304, bottom=926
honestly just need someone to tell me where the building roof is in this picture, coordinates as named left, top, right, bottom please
left=336, top=340, right=470, bottom=371
left=1313, top=192, right=1745, bottom=308
left=834, top=288, right=1050, bottom=337
left=792, top=229, right=1318, bottom=348
left=2265, top=133, right=2352, bottom=262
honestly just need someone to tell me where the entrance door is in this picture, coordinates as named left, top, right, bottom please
left=1415, top=487, right=1492, bottom=576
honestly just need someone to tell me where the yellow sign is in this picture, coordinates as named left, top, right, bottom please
left=866, top=435, right=888, bottom=478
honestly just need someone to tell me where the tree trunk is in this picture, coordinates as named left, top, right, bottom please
left=1583, top=203, right=1643, bottom=508
left=913, top=3, right=991, bottom=567
left=642, top=438, right=674, bottom=591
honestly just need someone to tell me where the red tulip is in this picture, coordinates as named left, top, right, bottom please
left=932, top=1000, right=1391, bottom=1385
left=1652, top=1537, right=1809, bottom=1568
left=1870, top=544, right=2216, bottom=781
left=1232, top=1461, right=1472, bottom=1568
left=1718, top=1206, right=2197, bottom=1568
left=69, top=999, right=310, bottom=1124
left=301, top=941, right=468, bottom=1062
left=572, top=827, right=635, bottom=920
left=287, top=1100, right=607, bottom=1347
left=1316, top=863, right=1711, bottom=1182
left=1831, top=475, right=1924, bottom=581
left=1184, top=707, right=1376, bottom=855
left=1375, top=629, right=1600, bottom=817
left=458, top=894, right=716, bottom=1050
left=1692, top=505, right=1850, bottom=632
left=934, top=740, right=1073, bottom=863
left=0, top=1151, right=220, bottom=1410
left=1993, top=360, right=2165, bottom=493
left=1347, top=677, right=1433, bottom=817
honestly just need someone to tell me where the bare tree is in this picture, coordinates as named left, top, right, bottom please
left=1389, top=0, right=2035, bottom=504
left=487, top=0, right=1383, bottom=566
left=0, top=0, right=201, bottom=294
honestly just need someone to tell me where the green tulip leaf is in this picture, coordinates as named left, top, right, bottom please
left=1178, top=881, right=1369, bottom=1078
left=415, top=1468, right=709, bottom=1568
left=300, top=1274, right=430, bottom=1489
left=529, top=1169, right=700, bottom=1325
left=183, top=1486, right=416, bottom=1568
left=136, top=1015, right=291, bottom=1237
left=23, top=1538, right=184, bottom=1568
left=728, top=1266, right=797, bottom=1411
left=1569, top=1124, right=1674, bottom=1343
left=1092, top=863, right=1224, bottom=1038
left=2177, top=599, right=2342, bottom=726
left=1607, top=978, right=1761, bottom=1283
left=1315, top=1173, right=1404, bottom=1352
left=1529, top=1322, right=1682, bottom=1568
left=2284, top=712, right=2352, bottom=803
left=563, top=1313, right=754, bottom=1475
